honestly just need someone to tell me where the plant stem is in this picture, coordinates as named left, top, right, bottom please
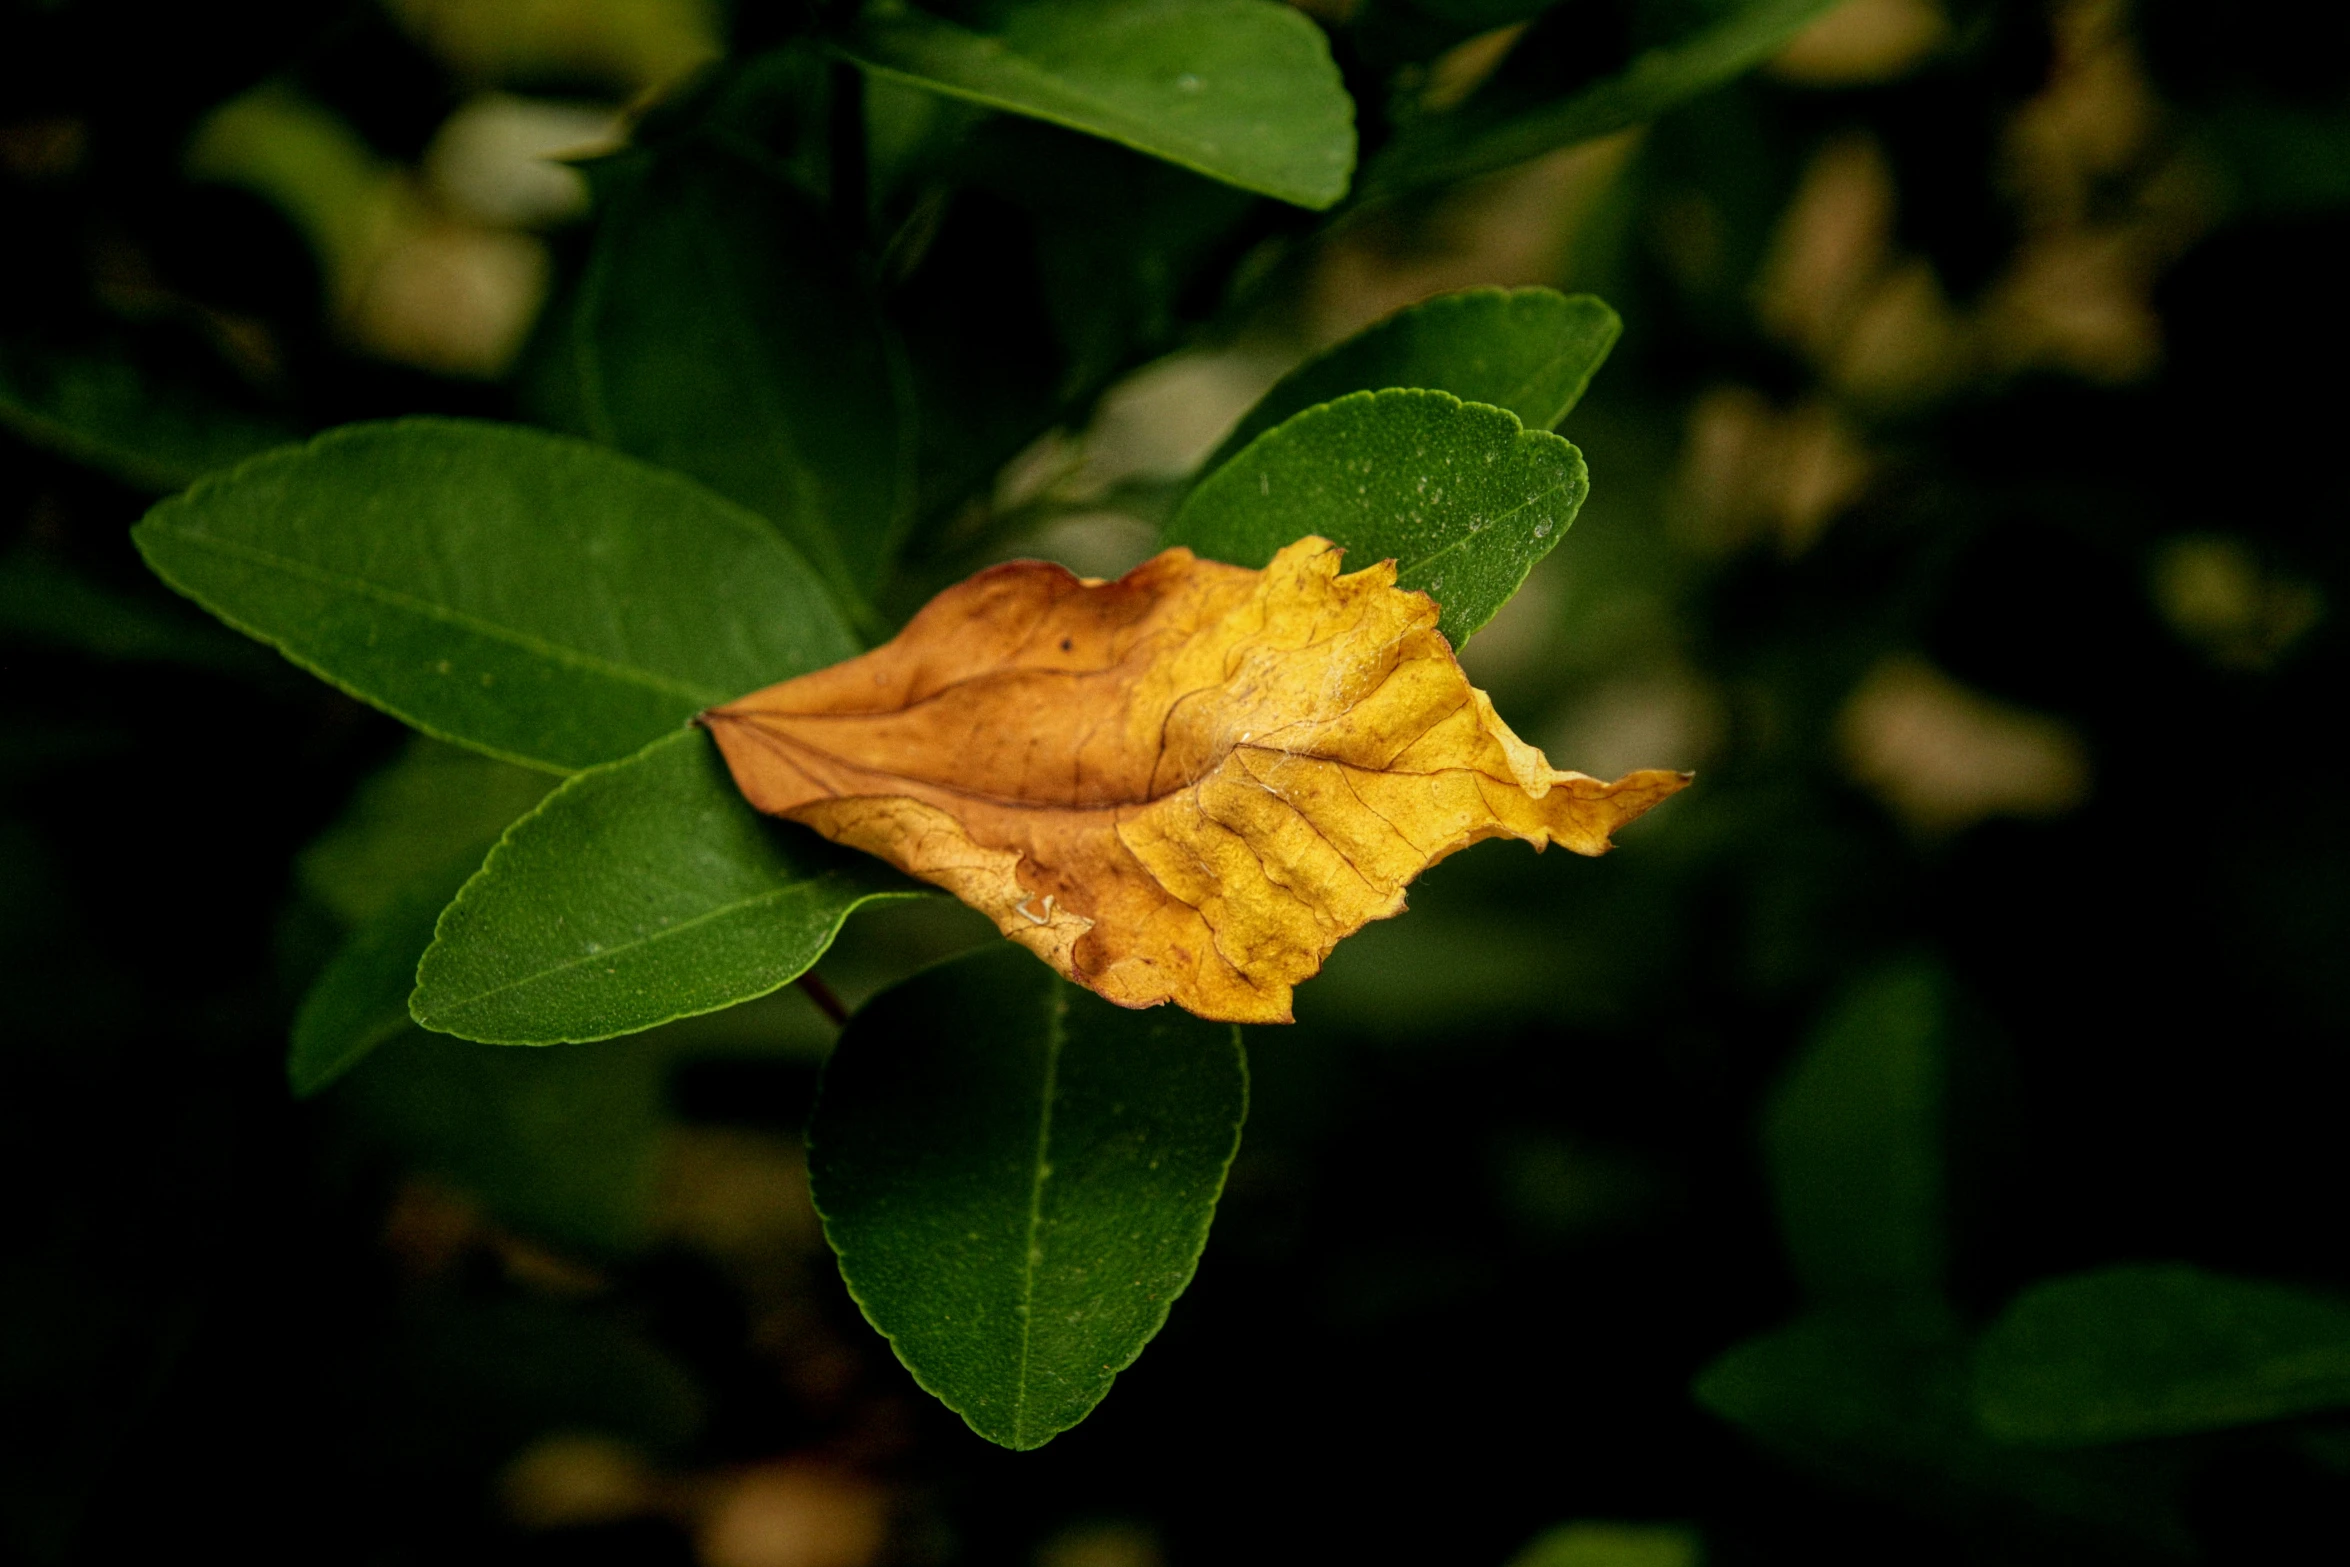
left=798, top=971, right=851, bottom=1027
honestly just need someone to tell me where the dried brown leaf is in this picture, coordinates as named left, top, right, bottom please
left=704, top=538, right=1687, bottom=1023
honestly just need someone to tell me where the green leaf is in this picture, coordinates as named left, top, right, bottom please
left=291, top=740, right=559, bottom=1092
left=1200, top=287, right=1620, bottom=479
left=344, top=1026, right=676, bottom=1254
left=412, top=729, right=922, bottom=1045
left=541, top=143, right=912, bottom=610
left=389, top=1297, right=706, bottom=1466
left=1696, top=1305, right=2192, bottom=1553
left=0, top=547, right=273, bottom=675
left=839, top=0, right=1356, bottom=209
left=133, top=418, right=858, bottom=773
left=1401, top=0, right=1558, bottom=29
left=1165, top=388, right=1587, bottom=645
left=1364, top=0, right=1850, bottom=197
left=1763, top=960, right=1950, bottom=1302
left=962, top=118, right=1258, bottom=397
left=291, top=872, right=468, bottom=1098
left=1506, top=1522, right=1701, bottom=1567
left=298, top=739, right=558, bottom=928
left=1974, top=1265, right=2350, bottom=1446
left=0, top=333, right=299, bottom=493
left=808, top=945, right=1247, bottom=1449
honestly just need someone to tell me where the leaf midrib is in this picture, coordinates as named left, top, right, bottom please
left=154, top=525, right=728, bottom=706
left=1009, top=981, right=1069, bottom=1449
left=423, top=873, right=850, bottom=1020
left=1395, top=468, right=1579, bottom=588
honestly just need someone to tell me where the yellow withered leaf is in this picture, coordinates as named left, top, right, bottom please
left=702, top=537, right=1689, bottom=1023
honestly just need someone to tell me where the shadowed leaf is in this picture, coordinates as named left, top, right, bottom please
left=290, top=741, right=560, bottom=1093
left=1764, top=960, right=1951, bottom=1301
left=1201, top=288, right=1620, bottom=479
left=1974, top=1265, right=2350, bottom=1445
left=1697, top=1305, right=2193, bottom=1555
left=291, top=871, right=469, bottom=1098
left=0, top=333, right=299, bottom=492
left=1365, top=0, right=1850, bottom=197
left=538, top=144, right=911, bottom=610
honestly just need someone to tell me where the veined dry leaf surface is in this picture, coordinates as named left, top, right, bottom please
left=704, top=538, right=1689, bottom=1023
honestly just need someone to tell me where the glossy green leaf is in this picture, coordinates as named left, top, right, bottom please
left=1974, top=1265, right=2350, bottom=1445
left=1201, top=287, right=1619, bottom=479
left=809, top=945, right=1247, bottom=1449
left=840, top=0, right=1355, bottom=209
left=1166, top=388, right=1587, bottom=645
left=1696, top=1305, right=2192, bottom=1553
left=412, top=729, right=922, bottom=1045
left=0, top=334, right=299, bottom=493
left=1365, top=0, right=1849, bottom=197
left=1763, top=960, right=1949, bottom=1302
left=133, top=419, right=857, bottom=773
left=542, top=144, right=911, bottom=609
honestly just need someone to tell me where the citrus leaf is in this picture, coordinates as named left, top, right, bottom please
left=1506, top=1522, right=1700, bottom=1567
left=297, top=739, right=558, bottom=928
left=291, top=869, right=470, bottom=1098
left=706, top=538, right=1684, bottom=1023
left=1974, top=1265, right=2350, bottom=1445
left=0, top=333, right=300, bottom=493
left=1166, top=389, right=1588, bottom=646
left=1697, top=1305, right=2193, bottom=1553
left=133, top=418, right=857, bottom=773
left=839, top=0, right=1355, bottom=209
left=289, top=740, right=559, bottom=1093
left=412, top=729, right=923, bottom=1045
left=808, top=944, right=1247, bottom=1449
left=1200, top=287, right=1620, bottom=479
left=345, top=1027, right=677, bottom=1255
left=1764, top=960, right=1950, bottom=1302
left=0, top=547, right=275, bottom=676
left=1365, top=0, right=1851, bottom=197
left=543, top=144, right=911, bottom=610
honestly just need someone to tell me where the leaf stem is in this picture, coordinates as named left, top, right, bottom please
left=798, top=970, right=851, bottom=1027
